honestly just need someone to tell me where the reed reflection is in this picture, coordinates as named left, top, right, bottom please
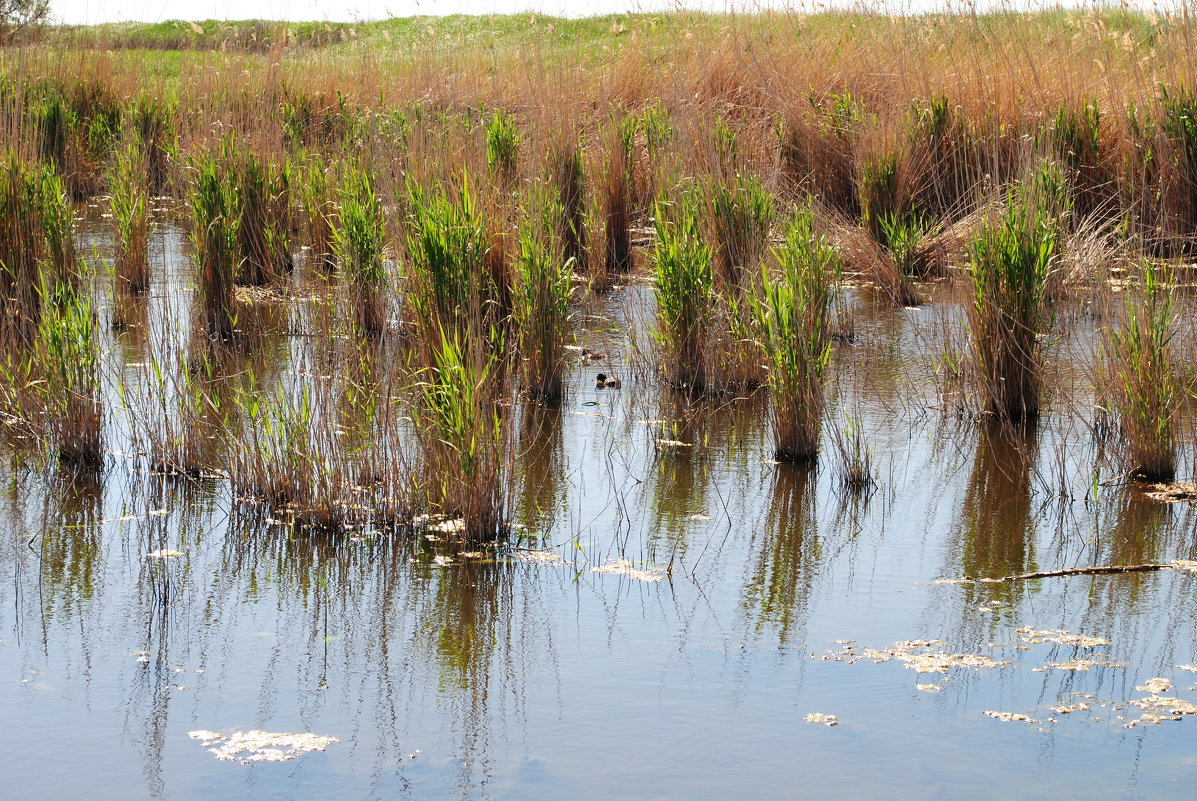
left=742, top=465, right=820, bottom=643
left=645, top=393, right=713, bottom=564
left=515, top=403, right=567, bottom=539
left=958, top=424, right=1038, bottom=600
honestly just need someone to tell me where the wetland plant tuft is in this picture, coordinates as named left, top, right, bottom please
left=751, top=206, right=839, bottom=463
left=965, top=164, right=1064, bottom=423
left=653, top=190, right=714, bottom=393
left=1103, top=262, right=1179, bottom=481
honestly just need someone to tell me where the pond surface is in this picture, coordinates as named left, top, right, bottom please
left=2, top=212, right=1197, bottom=800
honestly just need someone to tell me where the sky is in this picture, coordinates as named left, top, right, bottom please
left=44, top=0, right=1171, bottom=25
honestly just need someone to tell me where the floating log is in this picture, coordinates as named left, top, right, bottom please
left=1002, top=564, right=1171, bottom=581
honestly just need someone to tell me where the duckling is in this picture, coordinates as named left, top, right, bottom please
left=596, top=373, right=621, bottom=389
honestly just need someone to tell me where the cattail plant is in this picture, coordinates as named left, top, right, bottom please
left=514, top=184, right=574, bottom=402
left=108, top=137, right=151, bottom=294
left=190, top=154, right=240, bottom=340
left=966, top=163, right=1065, bottom=422
left=334, top=164, right=388, bottom=336
left=1103, top=262, right=1179, bottom=481
left=751, top=206, right=840, bottom=463
left=653, top=190, right=714, bottom=392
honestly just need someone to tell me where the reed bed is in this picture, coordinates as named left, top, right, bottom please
left=0, top=9, right=1196, bottom=538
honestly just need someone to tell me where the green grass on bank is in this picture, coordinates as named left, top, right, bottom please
left=27, top=7, right=1183, bottom=58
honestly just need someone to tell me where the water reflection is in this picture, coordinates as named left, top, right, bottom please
left=742, top=465, right=821, bottom=643
left=958, top=424, right=1039, bottom=593
left=515, top=404, right=567, bottom=540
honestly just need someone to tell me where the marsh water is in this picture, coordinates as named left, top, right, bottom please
left=3, top=209, right=1197, bottom=799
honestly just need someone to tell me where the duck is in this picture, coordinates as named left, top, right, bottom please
left=582, top=347, right=608, bottom=361
left=596, top=373, right=621, bottom=389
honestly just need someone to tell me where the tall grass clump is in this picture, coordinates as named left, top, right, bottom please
left=486, top=109, right=521, bottom=183
left=1051, top=100, right=1106, bottom=215
left=235, top=151, right=293, bottom=285
left=966, top=163, right=1065, bottom=422
left=1158, top=89, right=1197, bottom=249
left=405, top=175, right=498, bottom=339
left=0, top=281, right=103, bottom=468
left=108, top=138, right=151, bottom=294
left=514, top=185, right=574, bottom=402
left=130, top=93, right=178, bottom=195
left=37, top=286, right=103, bottom=468
left=751, top=206, right=839, bottom=463
left=412, top=330, right=508, bottom=539
left=334, top=164, right=388, bottom=336
left=601, top=129, right=632, bottom=275
left=406, top=174, right=509, bottom=540
left=877, top=210, right=936, bottom=282
left=550, top=137, right=586, bottom=273
left=708, top=173, right=774, bottom=291
left=190, top=154, right=240, bottom=340
left=858, top=152, right=921, bottom=305
left=653, top=191, right=714, bottom=392
left=1103, top=263, right=1178, bottom=481
left=0, top=153, right=78, bottom=341
left=299, top=153, right=336, bottom=272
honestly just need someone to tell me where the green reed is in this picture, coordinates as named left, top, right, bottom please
left=709, top=173, right=774, bottom=291
left=413, top=327, right=508, bottom=540
left=189, top=153, right=240, bottom=340
left=1103, top=262, right=1179, bottom=481
left=405, top=174, right=498, bottom=339
left=966, top=163, right=1065, bottom=422
left=298, top=152, right=336, bottom=272
left=37, top=284, right=103, bottom=468
left=514, top=184, right=574, bottom=402
left=334, top=163, right=388, bottom=336
left=0, top=153, right=78, bottom=341
left=653, top=190, right=714, bottom=392
left=108, top=137, right=151, bottom=294
left=486, top=109, right=521, bottom=180
left=751, top=206, right=839, bottom=463
left=550, top=137, right=587, bottom=274
left=235, top=151, right=293, bottom=285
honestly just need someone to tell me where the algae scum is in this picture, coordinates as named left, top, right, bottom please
left=2, top=211, right=1197, bottom=800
